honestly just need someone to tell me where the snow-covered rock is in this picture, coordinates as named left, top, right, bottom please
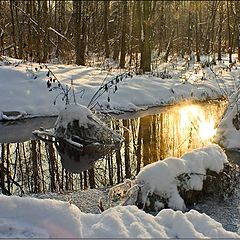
left=131, top=144, right=228, bottom=211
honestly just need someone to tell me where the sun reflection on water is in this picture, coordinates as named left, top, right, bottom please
left=179, top=104, right=216, bottom=141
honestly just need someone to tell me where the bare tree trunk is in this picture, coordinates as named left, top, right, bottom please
left=135, top=1, right=142, bottom=71
left=140, top=1, right=152, bottom=72
left=88, top=168, right=95, bottom=189
left=119, top=1, right=127, bottom=68
left=14, top=1, right=23, bottom=59
left=123, top=120, right=131, bottom=179
left=42, top=0, right=49, bottom=63
left=9, top=0, right=18, bottom=57
left=195, top=4, right=201, bottom=62
left=227, top=0, right=233, bottom=63
left=103, top=1, right=110, bottom=58
left=187, top=2, right=193, bottom=57
left=217, top=13, right=223, bottom=61
left=73, top=0, right=85, bottom=65
left=163, top=29, right=175, bottom=62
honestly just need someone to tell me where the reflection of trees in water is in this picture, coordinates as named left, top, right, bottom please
left=0, top=102, right=226, bottom=195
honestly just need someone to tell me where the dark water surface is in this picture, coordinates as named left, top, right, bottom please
left=0, top=100, right=228, bottom=193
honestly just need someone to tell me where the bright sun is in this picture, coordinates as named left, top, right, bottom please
left=179, top=105, right=216, bottom=140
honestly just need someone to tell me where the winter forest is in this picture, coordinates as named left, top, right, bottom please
left=0, top=0, right=240, bottom=238
left=1, top=1, right=240, bottom=68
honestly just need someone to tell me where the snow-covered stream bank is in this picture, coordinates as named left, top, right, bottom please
left=0, top=54, right=238, bottom=119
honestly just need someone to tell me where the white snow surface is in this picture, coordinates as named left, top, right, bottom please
left=0, top=194, right=238, bottom=238
left=136, top=144, right=228, bottom=211
left=0, top=55, right=239, bottom=120
left=55, top=103, right=93, bottom=129
left=215, top=91, right=240, bottom=149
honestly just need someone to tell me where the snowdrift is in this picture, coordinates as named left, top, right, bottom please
left=0, top=194, right=238, bottom=238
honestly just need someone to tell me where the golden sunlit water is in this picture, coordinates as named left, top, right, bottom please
left=179, top=104, right=217, bottom=141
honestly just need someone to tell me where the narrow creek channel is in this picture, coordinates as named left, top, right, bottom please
left=0, top=100, right=239, bottom=234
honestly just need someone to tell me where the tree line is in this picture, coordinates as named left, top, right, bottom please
left=0, top=0, right=240, bottom=72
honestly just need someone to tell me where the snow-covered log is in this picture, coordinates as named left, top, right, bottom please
left=54, top=104, right=123, bottom=146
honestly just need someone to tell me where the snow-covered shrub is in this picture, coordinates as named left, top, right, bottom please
left=118, top=144, right=239, bottom=214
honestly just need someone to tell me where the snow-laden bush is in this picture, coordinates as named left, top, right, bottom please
left=109, top=144, right=239, bottom=213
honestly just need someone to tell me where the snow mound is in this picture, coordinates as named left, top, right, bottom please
left=215, top=94, right=240, bottom=149
left=54, top=103, right=123, bottom=146
left=0, top=195, right=238, bottom=238
left=135, top=144, right=228, bottom=211
left=55, top=104, right=92, bottom=129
